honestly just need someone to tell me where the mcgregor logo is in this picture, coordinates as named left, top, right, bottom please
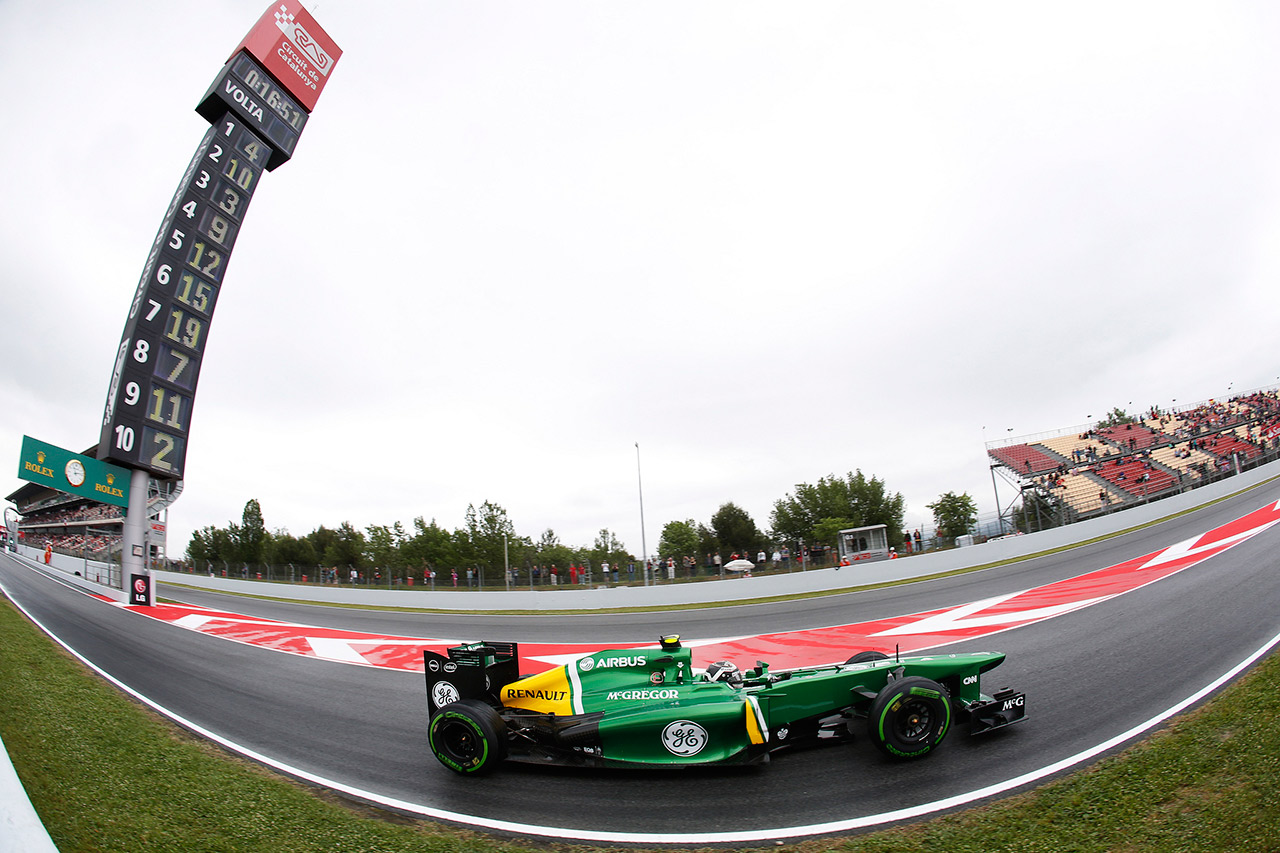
left=608, top=689, right=677, bottom=701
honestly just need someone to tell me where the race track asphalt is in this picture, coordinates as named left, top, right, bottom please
left=3, top=481, right=1279, bottom=842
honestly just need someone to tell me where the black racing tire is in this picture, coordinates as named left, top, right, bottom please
left=428, top=699, right=507, bottom=774
left=867, top=676, right=952, bottom=759
left=845, top=650, right=890, bottom=665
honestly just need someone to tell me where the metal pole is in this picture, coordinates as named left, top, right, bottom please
left=635, top=442, right=648, bottom=586
left=989, top=464, right=1005, bottom=535
left=122, top=468, right=151, bottom=604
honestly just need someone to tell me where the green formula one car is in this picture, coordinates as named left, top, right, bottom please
left=424, top=635, right=1025, bottom=773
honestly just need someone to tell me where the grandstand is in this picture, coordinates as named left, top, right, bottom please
left=5, top=446, right=181, bottom=574
left=987, top=390, right=1280, bottom=531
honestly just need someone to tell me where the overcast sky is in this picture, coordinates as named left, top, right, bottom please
left=3, top=1, right=1278, bottom=558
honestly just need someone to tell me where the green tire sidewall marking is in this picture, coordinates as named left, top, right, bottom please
left=432, top=710, right=488, bottom=771
left=936, top=696, right=951, bottom=742
left=878, top=687, right=952, bottom=751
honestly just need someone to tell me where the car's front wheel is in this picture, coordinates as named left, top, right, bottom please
left=867, top=676, right=951, bottom=759
left=428, top=699, right=507, bottom=774
left=845, top=650, right=890, bottom=665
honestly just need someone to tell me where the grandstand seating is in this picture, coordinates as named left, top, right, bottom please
left=988, top=443, right=1060, bottom=475
left=1038, top=473, right=1125, bottom=516
left=989, top=391, right=1280, bottom=522
left=1037, top=433, right=1109, bottom=463
left=1150, top=445, right=1216, bottom=481
left=25, top=532, right=117, bottom=554
left=1195, top=429, right=1261, bottom=462
left=1097, top=424, right=1165, bottom=452
left=1091, top=456, right=1176, bottom=497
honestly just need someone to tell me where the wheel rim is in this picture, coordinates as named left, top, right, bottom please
left=441, top=720, right=479, bottom=760
left=895, top=698, right=934, bottom=743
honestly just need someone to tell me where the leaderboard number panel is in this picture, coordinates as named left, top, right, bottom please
left=99, top=2, right=339, bottom=484
left=99, top=116, right=267, bottom=478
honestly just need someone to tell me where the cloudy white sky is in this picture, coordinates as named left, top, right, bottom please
left=3, top=2, right=1278, bottom=557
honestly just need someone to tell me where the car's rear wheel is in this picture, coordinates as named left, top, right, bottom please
left=868, top=676, right=951, bottom=759
left=428, top=699, right=507, bottom=774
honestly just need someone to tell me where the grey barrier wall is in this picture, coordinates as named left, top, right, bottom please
left=11, top=545, right=127, bottom=603
left=155, top=460, right=1280, bottom=612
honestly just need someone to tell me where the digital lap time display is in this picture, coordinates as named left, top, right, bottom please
left=196, top=51, right=309, bottom=170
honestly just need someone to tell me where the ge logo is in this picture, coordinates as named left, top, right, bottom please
left=431, top=681, right=460, bottom=708
left=661, top=720, right=708, bottom=756
left=133, top=578, right=147, bottom=594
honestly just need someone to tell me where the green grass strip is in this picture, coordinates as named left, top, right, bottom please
left=2, top=598, right=1278, bottom=852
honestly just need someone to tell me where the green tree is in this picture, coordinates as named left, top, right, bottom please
left=927, top=492, right=978, bottom=542
left=265, top=531, right=317, bottom=568
left=365, top=521, right=408, bottom=575
left=186, top=525, right=233, bottom=564
left=1096, top=407, right=1137, bottom=428
left=464, top=501, right=518, bottom=576
left=696, top=523, right=719, bottom=564
left=588, top=528, right=629, bottom=569
left=710, top=502, right=763, bottom=557
left=403, top=517, right=458, bottom=571
left=235, top=499, right=268, bottom=564
left=770, top=471, right=904, bottom=547
left=657, top=519, right=700, bottom=562
left=534, top=528, right=576, bottom=578
left=811, top=517, right=857, bottom=550
left=320, top=521, right=366, bottom=570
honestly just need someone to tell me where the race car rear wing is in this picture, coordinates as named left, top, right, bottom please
left=424, top=641, right=521, bottom=716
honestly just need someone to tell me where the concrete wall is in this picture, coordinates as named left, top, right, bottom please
left=11, top=545, right=126, bottom=603
left=156, top=460, right=1280, bottom=611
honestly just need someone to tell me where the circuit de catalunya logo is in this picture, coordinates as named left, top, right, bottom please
left=114, top=500, right=1280, bottom=673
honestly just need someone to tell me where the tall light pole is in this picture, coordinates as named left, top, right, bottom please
left=635, top=442, right=648, bottom=585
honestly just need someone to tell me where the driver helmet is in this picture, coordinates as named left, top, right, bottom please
left=705, top=660, right=743, bottom=686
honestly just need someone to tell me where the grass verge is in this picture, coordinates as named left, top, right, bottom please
left=2, top=598, right=1278, bottom=853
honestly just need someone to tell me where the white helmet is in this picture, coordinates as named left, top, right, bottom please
left=705, top=660, right=743, bottom=686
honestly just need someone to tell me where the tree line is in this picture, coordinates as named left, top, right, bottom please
left=185, top=471, right=979, bottom=577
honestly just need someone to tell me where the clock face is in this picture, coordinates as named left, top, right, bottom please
left=65, top=459, right=86, bottom=488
